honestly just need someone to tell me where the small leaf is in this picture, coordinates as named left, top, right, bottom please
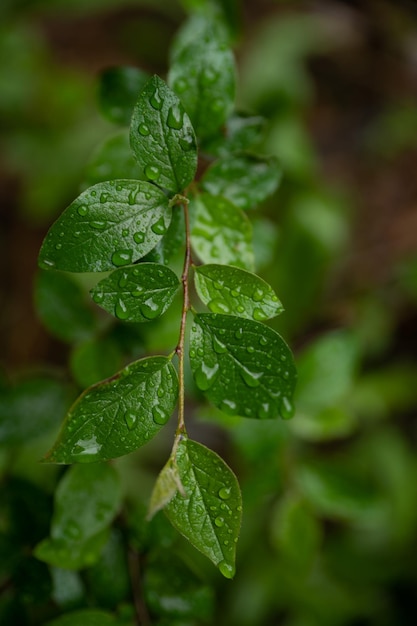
left=69, top=337, right=124, bottom=389
left=35, top=529, right=109, bottom=570
left=35, top=270, right=97, bottom=343
left=130, top=75, right=197, bottom=193
left=98, top=66, right=150, bottom=126
left=201, top=154, right=281, bottom=210
left=204, top=112, right=266, bottom=157
left=190, top=313, right=297, bottom=420
left=44, top=609, right=120, bottom=626
left=84, top=130, right=144, bottom=187
left=165, top=437, right=242, bottom=578
left=148, top=457, right=185, bottom=520
left=169, top=20, right=236, bottom=139
left=38, top=180, right=171, bottom=273
left=190, top=193, right=254, bottom=270
left=44, top=356, right=179, bottom=463
left=143, top=204, right=185, bottom=265
left=194, top=264, right=283, bottom=321
left=90, top=263, right=180, bottom=323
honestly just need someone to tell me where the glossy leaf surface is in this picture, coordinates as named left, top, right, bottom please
left=190, top=194, right=253, bottom=270
left=38, top=180, right=171, bottom=273
left=130, top=75, right=197, bottom=193
left=165, top=437, right=242, bottom=578
left=44, top=356, right=178, bottom=463
left=190, top=314, right=296, bottom=419
left=194, top=264, right=283, bottom=321
left=201, top=154, right=281, bottom=210
left=98, top=66, right=149, bottom=126
left=91, top=263, right=180, bottom=323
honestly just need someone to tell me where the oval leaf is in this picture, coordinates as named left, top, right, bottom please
left=130, top=75, right=197, bottom=193
left=84, top=130, right=143, bottom=187
left=91, top=263, right=180, bottom=323
left=38, top=180, right=171, bottom=273
left=194, top=264, right=283, bottom=321
left=165, top=437, right=242, bottom=578
left=190, top=193, right=254, bottom=270
left=98, top=66, right=150, bottom=126
left=44, top=356, right=179, bottom=463
left=201, top=154, right=281, bottom=210
left=190, top=313, right=297, bottom=419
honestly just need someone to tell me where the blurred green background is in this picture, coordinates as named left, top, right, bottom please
left=1, top=1, right=417, bottom=625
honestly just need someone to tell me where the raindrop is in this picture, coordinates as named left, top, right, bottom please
left=259, top=336, right=268, bottom=346
left=167, top=104, right=183, bottom=130
left=151, top=217, right=167, bottom=235
left=212, top=335, right=227, bottom=354
left=115, top=298, right=129, bottom=320
left=93, top=291, right=104, bottom=304
left=195, top=362, right=219, bottom=391
left=90, top=221, right=106, bottom=230
left=152, top=405, right=169, bottom=425
left=179, top=134, right=194, bottom=152
left=118, top=272, right=129, bottom=288
left=237, top=305, right=245, bottom=313
left=91, top=190, right=97, bottom=196
left=280, top=396, right=295, bottom=420
left=144, top=164, right=161, bottom=181
left=215, top=516, right=224, bottom=527
left=246, top=346, right=255, bottom=354
left=140, top=298, right=162, bottom=320
left=55, top=243, right=62, bottom=250
left=131, top=286, right=144, bottom=297
left=209, top=299, right=230, bottom=314
left=213, top=281, right=223, bottom=290
left=219, top=487, right=231, bottom=500
left=230, top=289, right=240, bottom=298
left=235, top=328, right=243, bottom=340
left=219, top=560, right=235, bottom=579
left=77, top=205, right=88, bottom=216
left=128, top=187, right=138, bottom=205
left=253, top=288, right=264, bottom=302
left=239, top=365, right=263, bottom=388
left=253, top=307, right=268, bottom=321
left=283, top=370, right=290, bottom=380
left=220, top=399, right=237, bottom=415
left=133, top=231, right=145, bottom=244
left=124, top=411, right=137, bottom=430
left=138, top=123, right=150, bottom=136
left=197, top=347, right=204, bottom=357
left=258, top=403, right=271, bottom=419
left=189, top=349, right=196, bottom=358
left=112, top=250, right=132, bottom=267
left=150, top=88, right=163, bottom=110
left=100, top=192, right=109, bottom=203
left=122, top=229, right=129, bottom=238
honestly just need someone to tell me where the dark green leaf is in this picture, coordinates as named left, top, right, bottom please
left=201, top=154, right=281, bottom=210
left=194, top=264, right=283, bottom=321
left=45, top=609, right=120, bottom=626
left=143, top=205, right=185, bottom=265
left=85, top=530, right=130, bottom=609
left=190, top=313, right=296, bottom=419
left=38, top=180, right=171, bottom=273
left=70, top=337, right=124, bottom=389
left=130, top=75, right=197, bottom=193
left=91, top=263, right=180, bottom=323
left=44, top=356, right=178, bottom=463
left=84, top=130, right=144, bottom=187
left=165, top=437, right=242, bottom=578
left=169, top=21, right=235, bottom=139
left=0, top=377, right=72, bottom=446
left=35, top=529, right=109, bottom=571
left=35, top=270, right=97, bottom=343
left=204, top=112, right=266, bottom=157
left=190, top=193, right=253, bottom=270
left=98, top=66, right=150, bottom=126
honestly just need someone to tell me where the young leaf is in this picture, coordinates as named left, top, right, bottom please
left=98, top=66, right=150, bottom=126
left=190, top=313, right=296, bottom=419
left=165, top=437, right=242, bottom=578
left=201, top=154, right=281, bottom=210
left=84, top=130, right=144, bottom=187
left=147, top=457, right=185, bottom=520
left=130, top=75, right=197, bottom=193
left=194, top=264, right=283, bottom=321
left=38, top=180, right=171, bottom=273
left=91, top=263, right=180, bottom=323
left=44, top=356, right=179, bottom=463
left=169, top=22, right=236, bottom=140
left=190, top=193, right=254, bottom=270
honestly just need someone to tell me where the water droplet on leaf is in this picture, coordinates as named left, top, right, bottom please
left=152, top=405, right=169, bottom=425
left=215, top=516, right=224, bottom=527
left=145, top=164, right=161, bottom=181
left=100, top=192, right=108, bottom=203
left=140, top=298, right=161, bottom=319
left=151, top=217, right=167, bottom=235
left=115, top=298, right=129, bottom=320
left=209, top=299, right=230, bottom=314
left=77, top=205, right=88, bottom=216
left=219, top=487, right=231, bottom=500
left=253, top=307, right=268, bottom=321
left=219, top=560, right=235, bottom=579
left=239, top=366, right=263, bottom=388
left=124, top=411, right=137, bottom=430
left=112, top=249, right=132, bottom=267
left=138, top=123, right=150, bottom=136
left=150, top=87, right=163, bottom=110
left=167, top=104, right=183, bottom=130
left=90, top=221, right=106, bottom=230
left=212, top=335, right=227, bottom=354
left=195, top=362, right=219, bottom=391
left=280, top=396, right=295, bottom=420
left=133, top=231, right=144, bottom=244
left=253, top=288, right=264, bottom=302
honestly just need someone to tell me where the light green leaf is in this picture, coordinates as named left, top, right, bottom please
left=165, top=437, right=242, bottom=578
left=148, top=457, right=185, bottom=520
left=45, top=609, right=120, bottom=626
left=190, top=193, right=253, bottom=270
left=194, top=264, right=283, bottom=321
left=35, top=270, right=97, bottom=343
left=98, top=66, right=150, bottom=126
left=44, top=356, right=178, bottom=463
left=201, top=154, right=281, bottom=210
left=169, top=21, right=235, bottom=140
left=84, top=130, right=144, bottom=187
left=35, top=464, right=121, bottom=569
left=38, top=180, right=171, bottom=273
left=130, top=75, right=197, bottom=193
left=91, top=263, right=180, bottom=323
left=190, top=314, right=296, bottom=419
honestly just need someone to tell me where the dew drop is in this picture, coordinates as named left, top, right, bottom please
left=138, top=122, right=150, bottom=136
left=74, top=231, right=81, bottom=238
left=91, top=190, right=97, bottom=196
left=253, top=307, right=268, bottom=321
left=122, top=228, right=129, bottom=237
left=280, top=396, right=295, bottom=420
left=167, top=103, right=183, bottom=130
left=115, top=298, right=129, bottom=320
left=145, top=164, right=161, bottom=181
left=219, top=560, right=235, bottom=579
left=219, top=487, right=231, bottom=500
left=77, top=205, right=88, bottom=216
left=131, top=286, right=144, bottom=297
left=215, top=516, right=224, bottom=527
left=150, top=88, right=163, bottom=110
left=93, top=290, right=104, bottom=304
left=258, top=403, right=271, bottom=419
left=124, top=411, right=137, bottom=430
left=112, top=249, right=132, bottom=267
left=55, top=242, right=62, bottom=250
left=152, top=405, right=169, bottom=425
left=239, top=365, right=263, bottom=388
left=189, top=349, right=196, bottom=358
left=195, top=362, right=219, bottom=391
left=253, top=288, right=264, bottom=302
left=179, top=134, right=194, bottom=152
left=283, top=370, right=290, bottom=380
left=140, top=298, right=162, bottom=320
left=100, top=192, right=109, bottom=203
left=133, top=231, right=145, bottom=244
left=118, top=272, right=129, bottom=288
left=128, top=187, right=138, bottom=205
left=221, top=399, right=237, bottom=415
left=259, top=336, right=268, bottom=346
left=230, top=289, right=240, bottom=298
left=197, top=347, right=204, bottom=357
left=208, top=299, right=230, bottom=314
left=151, top=217, right=167, bottom=235
left=237, top=305, right=245, bottom=313
left=212, top=335, right=227, bottom=354
left=90, top=220, right=107, bottom=230
left=235, top=328, right=243, bottom=340
left=213, top=281, right=223, bottom=290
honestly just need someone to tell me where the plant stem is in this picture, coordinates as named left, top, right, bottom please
left=128, top=547, right=151, bottom=626
left=175, top=201, right=192, bottom=436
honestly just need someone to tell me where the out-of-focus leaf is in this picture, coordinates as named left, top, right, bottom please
left=84, top=130, right=143, bottom=187
left=98, top=66, right=150, bottom=126
left=44, top=609, right=120, bottom=626
left=69, top=337, right=124, bottom=389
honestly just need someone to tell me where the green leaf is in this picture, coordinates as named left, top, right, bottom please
left=169, top=21, right=235, bottom=139
left=204, top=112, right=266, bottom=157
left=190, top=313, right=296, bottom=419
left=143, top=205, right=185, bottom=265
left=190, top=193, right=254, bottom=270
left=91, top=263, right=180, bottom=323
left=84, top=130, right=144, bottom=187
left=148, top=457, right=185, bottom=520
left=70, top=337, right=124, bottom=389
left=35, top=464, right=121, bottom=569
left=130, top=75, right=197, bottom=193
left=201, top=154, right=281, bottom=210
left=165, top=437, right=242, bottom=578
left=35, top=270, right=97, bottom=343
left=38, top=180, right=171, bottom=273
left=194, top=264, right=283, bottom=321
left=44, top=356, right=178, bottom=463
left=98, top=66, right=150, bottom=126
left=45, top=609, right=120, bottom=626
